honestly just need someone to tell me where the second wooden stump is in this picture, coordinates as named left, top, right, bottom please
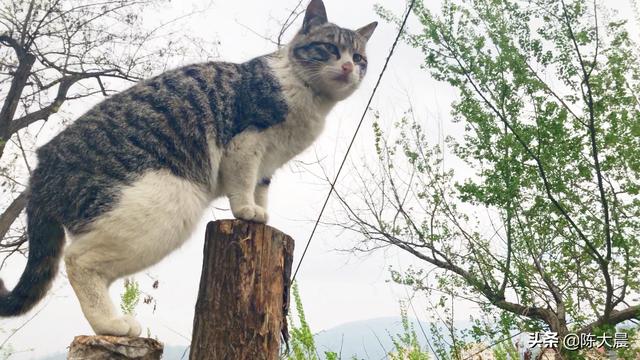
left=189, top=219, right=294, bottom=360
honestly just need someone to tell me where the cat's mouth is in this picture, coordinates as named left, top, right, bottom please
left=332, top=74, right=352, bottom=84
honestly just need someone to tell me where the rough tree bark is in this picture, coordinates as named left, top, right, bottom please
left=189, top=219, right=294, bottom=360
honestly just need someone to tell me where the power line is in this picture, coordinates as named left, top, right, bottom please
left=291, top=0, right=416, bottom=282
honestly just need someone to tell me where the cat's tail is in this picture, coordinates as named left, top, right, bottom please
left=0, top=197, right=65, bottom=316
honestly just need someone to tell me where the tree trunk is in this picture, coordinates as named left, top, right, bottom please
left=67, top=335, right=163, bottom=360
left=0, top=49, right=35, bottom=157
left=189, top=219, right=294, bottom=360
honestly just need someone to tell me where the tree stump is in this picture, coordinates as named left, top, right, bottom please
left=189, top=219, right=295, bottom=360
left=67, top=335, right=163, bottom=360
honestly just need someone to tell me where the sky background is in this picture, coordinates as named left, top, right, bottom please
left=1, top=0, right=638, bottom=358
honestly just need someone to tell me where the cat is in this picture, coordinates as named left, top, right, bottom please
left=0, top=0, right=376, bottom=337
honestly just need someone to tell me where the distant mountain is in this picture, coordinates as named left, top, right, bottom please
left=313, top=316, right=436, bottom=360
left=35, top=352, right=65, bottom=360
left=36, top=317, right=461, bottom=360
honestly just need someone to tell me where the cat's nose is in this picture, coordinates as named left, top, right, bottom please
left=341, top=62, right=354, bottom=74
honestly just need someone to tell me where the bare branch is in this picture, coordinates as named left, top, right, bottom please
left=0, top=33, right=26, bottom=58
left=8, top=73, right=89, bottom=133
left=0, top=190, right=28, bottom=241
left=560, top=0, right=614, bottom=319
left=277, top=0, right=305, bottom=47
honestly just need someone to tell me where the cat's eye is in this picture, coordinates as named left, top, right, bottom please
left=353, top=53, right=366, bottom=63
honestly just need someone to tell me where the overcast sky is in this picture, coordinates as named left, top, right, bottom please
left=2, top=0, right=638, bottom=358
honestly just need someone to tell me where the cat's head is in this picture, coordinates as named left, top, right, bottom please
left=288, top=0, right=377, bottom=101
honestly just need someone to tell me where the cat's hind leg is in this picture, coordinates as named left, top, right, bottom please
left=64, top=240, right=142, bottom=336
left=64, top=169, right=210, bottom=336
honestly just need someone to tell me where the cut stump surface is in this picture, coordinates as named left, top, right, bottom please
left=67, top=335, right=163, bottom=360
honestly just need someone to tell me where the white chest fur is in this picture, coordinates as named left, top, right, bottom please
left=212, top=50, right=337, bottom=200
left=256, top=51, right=336, bottom=176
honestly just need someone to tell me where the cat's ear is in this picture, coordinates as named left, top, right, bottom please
left=356, top=22, right=378, bottom=41
left=302, top=0, right=328, bottom=33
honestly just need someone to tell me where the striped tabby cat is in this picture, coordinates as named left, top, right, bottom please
left=0, top=0, right=376, bottom=336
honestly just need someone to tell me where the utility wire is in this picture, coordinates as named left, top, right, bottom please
left=291, top=0, right=416, bottom=282
left=407, top=292, right=441, bottom=360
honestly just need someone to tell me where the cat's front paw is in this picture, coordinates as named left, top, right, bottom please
left=233, top=204, right=268, bottom=223
left=94, top=315, right=142, bottom=337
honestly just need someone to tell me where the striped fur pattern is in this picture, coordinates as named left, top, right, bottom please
left=0, top=0, right=376, bottom=336
left=28, top=57, right=288, bottom=234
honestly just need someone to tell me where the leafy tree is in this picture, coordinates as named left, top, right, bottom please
left=337, top=0, right=640, bottom=357
left=0, top=0, right=210, bottom=263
